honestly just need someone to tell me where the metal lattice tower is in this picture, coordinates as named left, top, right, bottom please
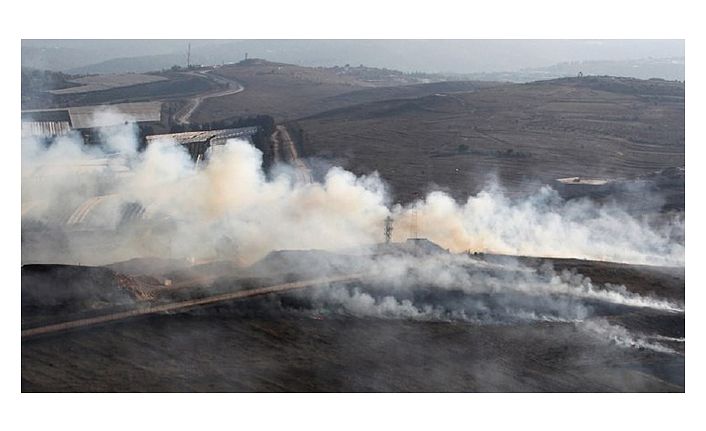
left=384, top=215, right=394, bottom=244
left=412, top=208, right=418, bottom=239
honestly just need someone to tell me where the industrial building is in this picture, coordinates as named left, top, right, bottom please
left=21, top=101, right=165, bottom=140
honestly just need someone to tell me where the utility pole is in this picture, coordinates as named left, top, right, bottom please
left=384, top=215, right=394, bottom=244
left=187, top=43, right=191, bottom=69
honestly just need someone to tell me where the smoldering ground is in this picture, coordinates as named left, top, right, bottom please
left=137, top=249, right=682, bottom=391
left=234, top=250, right=685, bottom=357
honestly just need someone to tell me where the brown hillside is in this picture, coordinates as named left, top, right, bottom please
left=296, top=77, right=684, bottom=203
left=191, top=61, right=463, bottom=122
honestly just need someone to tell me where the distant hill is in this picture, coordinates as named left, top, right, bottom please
left=24, top=40, right=684, bottom=79
left=66, top=53, right=186, bottom=75
left=458, top=58, right=685, bottom=82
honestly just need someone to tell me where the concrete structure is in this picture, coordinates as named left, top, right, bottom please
left=21, top=121, right=72, bottom=139
left=21, top=109, right=73, bottom=139
left=68, top=102, right=162, bottom=129
left=146, top=127, right=258, bottom=161
left=553, top=177, right=615, bottom=199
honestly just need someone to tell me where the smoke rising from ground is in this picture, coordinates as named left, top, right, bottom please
left=21, top=113, right=684, bottom=267
left=303, top=253, right=683, bottom=320
left=289, top=252, right=683, bottom=355
left=579, top=318, right=681, bottom=355
left=21, top=114, right=686, bottom=358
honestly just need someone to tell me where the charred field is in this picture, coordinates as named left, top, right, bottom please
left=21, top=251, right=685, bottom=392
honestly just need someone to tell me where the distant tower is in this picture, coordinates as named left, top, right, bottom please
left=384, top=216, right=394, bottom=244
left=412, top=209, right=418, bottom=239
left=187, top=43, right=191, bottom=68
left=410, top=192, right=420, bottom=239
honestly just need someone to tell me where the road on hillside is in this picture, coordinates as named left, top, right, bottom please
left=174, top=69, right=244, bottom=125
left=272, top=125, right=313, bottom=182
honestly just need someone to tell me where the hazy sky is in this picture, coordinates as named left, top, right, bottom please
left=22, top=39, right=685, bottom=75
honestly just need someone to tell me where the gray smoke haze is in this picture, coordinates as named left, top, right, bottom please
left=21, top=111, right=684, bottom=267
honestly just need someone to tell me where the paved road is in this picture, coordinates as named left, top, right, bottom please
left=174, top=69, right=244, bottom=125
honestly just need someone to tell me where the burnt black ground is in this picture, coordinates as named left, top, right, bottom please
left=21, top=254, right=685, bottom=392
left=21, top=295, right=684, bottom=392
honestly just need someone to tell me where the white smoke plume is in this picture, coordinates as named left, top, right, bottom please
left=301, top=253, right=682, bottom=324
left=21, top=112, right=684, bottom=267
left=579, top=318, right=681, bottom=355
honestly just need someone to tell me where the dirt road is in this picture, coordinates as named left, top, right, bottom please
left=174, top=70, right=244, bottom=125
left=272, top=125, right=312, bottom=182
left=21, top=273, right=361, bottom=338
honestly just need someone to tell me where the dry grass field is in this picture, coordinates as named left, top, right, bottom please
left=191, top=60, right=461, bottom=122
left=296, top=76, right=684, bottom=202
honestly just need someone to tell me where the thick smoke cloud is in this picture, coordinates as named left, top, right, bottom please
left=21, top=114, right=685, bottom=356
left=21, top=112, right=684, bottom=267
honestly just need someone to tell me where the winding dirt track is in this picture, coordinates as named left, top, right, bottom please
left=174, top=70, right=244, bottom=125
left=22, top=273, right=362, bottom=339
